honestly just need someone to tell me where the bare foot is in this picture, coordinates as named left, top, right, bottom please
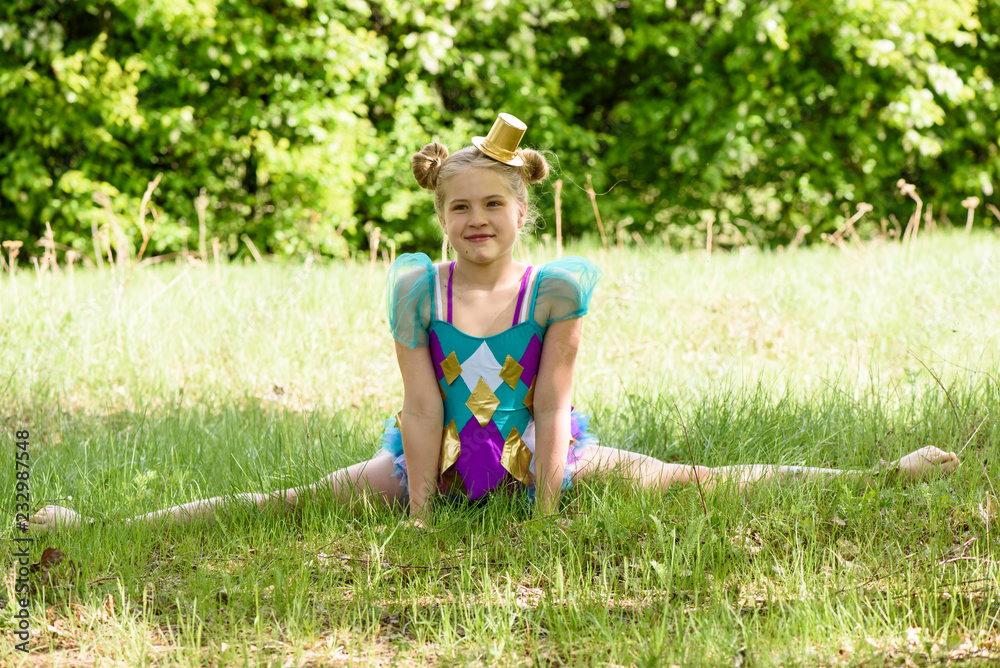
left=28, top=505, right=94, bottom=532
left=895, top=446, right=960, bottom=482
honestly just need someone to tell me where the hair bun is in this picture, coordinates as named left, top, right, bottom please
left=412, top=142, right=449, bottom=190
left=519, top=149, right=549, bottom=184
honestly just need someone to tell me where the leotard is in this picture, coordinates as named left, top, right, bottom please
left=382, top=253, right=602, bottom=500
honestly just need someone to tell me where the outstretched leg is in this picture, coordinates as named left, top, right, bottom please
left=573, top=446, right=711, bottom=490
left=29, top=452, right=405, bottom=532
left=573, top=444, right=960, bottom=492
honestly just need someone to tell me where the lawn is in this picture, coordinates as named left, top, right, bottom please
left=2, top=233, right=999, bottom=666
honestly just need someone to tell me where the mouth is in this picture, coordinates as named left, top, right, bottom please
left=465, top=234, right=494, bottom=242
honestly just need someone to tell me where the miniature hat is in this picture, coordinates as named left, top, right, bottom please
left=472, top=113, right=526, bottom=166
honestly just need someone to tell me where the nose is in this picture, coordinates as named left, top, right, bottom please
left=468, top=204, right=489, bottom=226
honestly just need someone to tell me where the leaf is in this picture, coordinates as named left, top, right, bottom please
left=29, top=547, right=66, bottom=575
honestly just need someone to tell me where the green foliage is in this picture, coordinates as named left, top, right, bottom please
left=1, top=0, right=386, bottom=257
left=1, top=0, right=998, bottom=256
left=372, top=0, right=997, bottom=247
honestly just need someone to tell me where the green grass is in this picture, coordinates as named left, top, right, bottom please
left=1, top=233, right=999, bottom=666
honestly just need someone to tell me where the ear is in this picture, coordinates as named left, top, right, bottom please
left=438, top=212, right=446, bottom=229
left=517, top=203, right=527, bottom=229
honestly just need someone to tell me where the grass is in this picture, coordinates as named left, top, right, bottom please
left=1, top=233, right=999, bottom=666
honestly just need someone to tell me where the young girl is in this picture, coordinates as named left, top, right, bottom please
left=30, top=114, right=960, bottom=532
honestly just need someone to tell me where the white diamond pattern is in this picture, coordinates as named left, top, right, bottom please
left=460, top=342, right=504, bottom=393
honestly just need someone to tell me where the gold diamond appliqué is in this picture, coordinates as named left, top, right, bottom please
left=522, top=377, right=535, bottom=414
left=501, top=426, right=532, bottom=484
left=466, top=378, right=500, bottom=427
left=440, top=420, right=461, bottom=472
left=440, top=352, right=462, bottom=385
left=499, top=355, right=524, bottom=390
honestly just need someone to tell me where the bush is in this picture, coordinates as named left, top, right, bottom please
left=1, top=0, right=996, bottom=257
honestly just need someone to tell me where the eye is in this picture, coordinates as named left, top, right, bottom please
left=487, top=200, right=503, bottom=207
left=452, top=204, right=467, bottom=211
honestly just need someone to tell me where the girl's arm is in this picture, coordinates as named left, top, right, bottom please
left=532, top=317, right=583, bottom=516
left=395, top=340, right=444, bottom=524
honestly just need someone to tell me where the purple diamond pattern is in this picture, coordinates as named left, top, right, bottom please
left=456, top=419, right=507, bottom=500
left=519, top=334, right=542, bottom=386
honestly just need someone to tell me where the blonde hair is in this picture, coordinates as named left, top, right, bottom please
left=411, top=143, right=550, bottom=230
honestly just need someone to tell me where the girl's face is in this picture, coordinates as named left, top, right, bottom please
left=439, top=167, right=526, bottom=268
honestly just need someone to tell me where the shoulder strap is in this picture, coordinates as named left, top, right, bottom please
left=512, top=266, right=533, bottom=326
left=519, top=266, right=541, bottom=325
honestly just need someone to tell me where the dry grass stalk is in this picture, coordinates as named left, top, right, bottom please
left=585, top=174, right=608, bottom=249
left=92, top=191, right=124, bottom=271
left=670, top=403, right=709, bottom=516
left=961, top=197, right=980, bottom=234
left=822, top=231, right=846, bottom=252
left=615, top=218, right=631, bottom=249
left=827, top=202, right=873, bottom=250
left=134, top=175, right=164, bottom=267
left=195, top=187, right=210, bottom=263
left=89, top=213, right=105, bottom=273
left=790, top=225, right=808, bottom=249
left=3, top=240, right=23, bottom=276
left=211, top=237, right=221, bottom=281
left=888, top=214, right=902, bottom=238
left=328, top=218, right=350, bottom=260
left=38, top=222, right=59, bottom=274
left=988, top=203, right=1000, bottom=224
left=554, top=179, right=563, bottom=258
left=242, top=234, right=264, bottom=265
left=897, top=179, right=923, bottom=244
left=137, top=174, right=162, bottom=238
left=92, top=190, right=130, bottom=273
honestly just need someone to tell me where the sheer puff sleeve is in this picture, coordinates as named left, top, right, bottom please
left=533, top=256, right=603, bottom=327
left=385, top=253, right=436, bottom=348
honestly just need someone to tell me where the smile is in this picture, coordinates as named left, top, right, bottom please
left=465, top=234, right=495, bottom=242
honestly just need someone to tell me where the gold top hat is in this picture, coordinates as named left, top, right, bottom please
left=472, top=113, right=526, bottom=166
